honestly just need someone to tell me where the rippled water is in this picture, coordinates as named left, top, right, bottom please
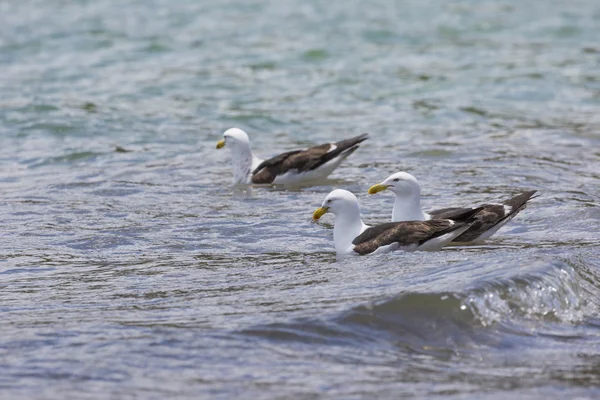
left=1, top=0, right=600, bottom=398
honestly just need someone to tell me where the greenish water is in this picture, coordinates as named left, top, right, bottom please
left=1, top=0, right=600, bottom=398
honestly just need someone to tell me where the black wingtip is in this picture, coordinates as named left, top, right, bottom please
left=352, top=133, right=369, bottom=144
left=503, top=190, right=538, bottom=208
left=335, top=133, right=369, bottom=148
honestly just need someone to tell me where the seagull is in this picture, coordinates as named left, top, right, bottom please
left=368, top=171, right=537, bottom=244
left=216, top=128, right=369, bottom=185
left=312, top=189, right=482, bottom=256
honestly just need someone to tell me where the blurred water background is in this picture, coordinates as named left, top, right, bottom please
left=1, top=0, right=600, bottom=398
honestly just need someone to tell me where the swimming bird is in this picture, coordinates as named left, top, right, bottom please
left=367, top=172, right=537, bottom=244
left=216, top=128, right=369, bottom=185
left=312, top=189, right=482, bottom=256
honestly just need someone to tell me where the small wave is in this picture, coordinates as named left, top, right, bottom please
left=462, top=261, right=585, bottom=328
left=243, top=260, right=594, bottom=354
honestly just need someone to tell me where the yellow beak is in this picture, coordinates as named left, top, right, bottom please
left=368, top=183, right=390, bottom=195
left=216, top=139, right=225, bottom=149
left=312, top=207, right=329, bottom=220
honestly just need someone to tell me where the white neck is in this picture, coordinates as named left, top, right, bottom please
left=392, top=192, right=429, bottom=222
left=229, top=144, right=258, bottom=184
left=333, top=206, right=368, bottom=255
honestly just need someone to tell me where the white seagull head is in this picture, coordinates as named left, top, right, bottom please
left=368, top=171, right=421, bottom=197
left=313, top=189, right=361, bottom=220
left=216, top=128, right=252, bottom=151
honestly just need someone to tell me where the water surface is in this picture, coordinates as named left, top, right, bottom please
left=1, top=0, right=600, bottom=398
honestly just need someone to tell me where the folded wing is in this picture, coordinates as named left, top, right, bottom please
left=429, top=191, right=537, bottom=243
left=251, top=133, right=369, bottom=184
left=352, top=207, right=483, bottom=255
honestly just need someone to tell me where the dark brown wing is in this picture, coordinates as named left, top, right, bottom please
left=352, top=207, right=483, bottom=255
left=351, top=222, right=404, bottom=245
left=430, top=190, right=538, bottom=243
left=251, top=133, right=369, bottom=184
left=428, top=207, right=475, bottom=219
left=504, top=190, right=538, bottom=209
left=249, top=150, right=304, bottom=184
left=450, top=204, right=507, bottom=242
left=352, top=220, right=463, bottom=255
left=429, top=207, right=487, bottom=242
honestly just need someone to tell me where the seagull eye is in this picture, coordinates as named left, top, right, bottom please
left=327, top=199, right=332, bottom=203
left=393, top=178, right=400, bottom=182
